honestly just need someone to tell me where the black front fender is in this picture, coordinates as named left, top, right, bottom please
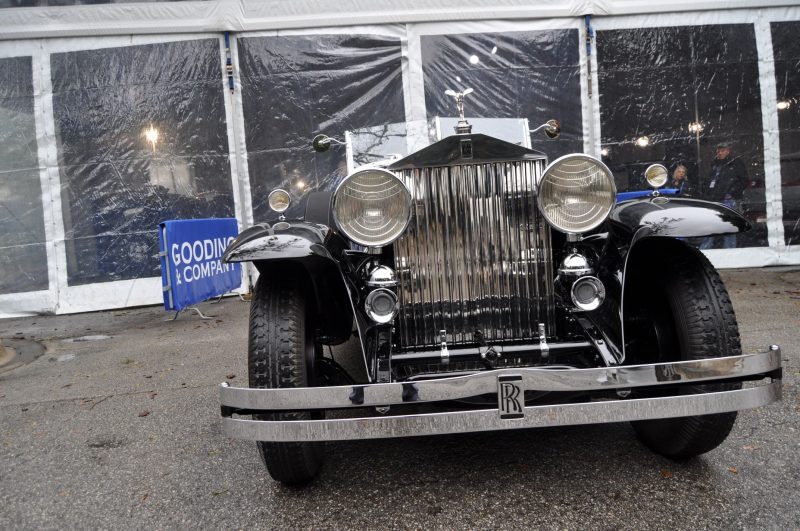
left=222, top=221, right=342, bottom=263
left=610, top=197, right=751, bottom=240
left=223, top=221, right=354, bottom=345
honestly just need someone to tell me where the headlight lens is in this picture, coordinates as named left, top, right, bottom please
left=333, top=168, right=412, bottom=247
left=537, top=154, right=616, bottom=234
left=644, top=164, right=668, bottom=188
left=268, top=188, right=291, bottom=213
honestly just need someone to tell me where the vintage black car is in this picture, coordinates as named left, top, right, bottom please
left=219, top=99, right=782, bottom=486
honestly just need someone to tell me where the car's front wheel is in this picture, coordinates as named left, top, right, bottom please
left=627, top=243, right=742, bottom=459
left=248, top=268, right=324, bottom=485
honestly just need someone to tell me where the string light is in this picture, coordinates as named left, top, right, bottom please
left=688, top=121, right=704, bottom=133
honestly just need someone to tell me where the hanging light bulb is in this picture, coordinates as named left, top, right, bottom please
left=777, top=100, right=791, bottom=110
left=144, top=124, right=159, bottom=151
left=635, top=136, right=650, bottom=148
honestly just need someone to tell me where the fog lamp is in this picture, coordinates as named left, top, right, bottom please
left=571, top=276, right=605, bottom=311
left=268, top=189, right=291, bottom=213
left=365, top=288, right=398, bottom=324
left=644, top=164, right=668, bottom=189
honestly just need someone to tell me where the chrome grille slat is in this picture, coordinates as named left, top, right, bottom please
left=394, top=159, right=554, bottom=349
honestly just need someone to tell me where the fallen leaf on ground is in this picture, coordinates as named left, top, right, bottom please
left=144, top=375, right=152, bottom=379
left=742, top=445, right=757, bottom=451
left=61, top=384, right=72, bottom=388
left=140, top=493, right=149, bottom=503
left=149, top=392, right=157, bottom=399
left=660, top=469, right=673, bottom=478
left=138, top=410, right=150, bottom=417
left=225, top=373, right=236, bottom=379
left=728, top=467, right=738, bottom=474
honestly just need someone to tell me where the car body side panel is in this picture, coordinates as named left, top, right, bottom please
left=610, top=197, right=751, bottom=239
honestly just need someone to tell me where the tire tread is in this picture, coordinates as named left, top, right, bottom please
left=632, top=246, right=741, bottom=459
left=248, top=270, right=324, bottom=485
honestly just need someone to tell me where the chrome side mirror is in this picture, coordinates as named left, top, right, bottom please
left=530, top=119, right=561, bottom=139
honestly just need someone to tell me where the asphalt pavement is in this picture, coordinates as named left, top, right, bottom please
left=0, top=267, right=798, bottom=529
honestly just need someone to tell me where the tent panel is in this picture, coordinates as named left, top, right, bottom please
left=420, top=29, right=584, bottom=159
left=771, top=21, right=800, bottom=247
left=50, top=39, right=235, bottom=286
left=237, top=33, right=407, bottom=223
left=0, top=55, right=49, bottom=295
left=596, top=23, right=768, bottom=250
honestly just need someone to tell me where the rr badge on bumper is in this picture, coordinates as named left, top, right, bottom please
left=498, top=375, right=524, bottom=419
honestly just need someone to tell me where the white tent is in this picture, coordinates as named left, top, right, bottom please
left=0, top=0, right=798, bottom=316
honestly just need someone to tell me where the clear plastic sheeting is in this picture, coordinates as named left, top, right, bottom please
left=421, top=30, right=583, bottom=160
left=237, top=34, right=406, bottom=222
left=597, top=24, right=768, bottom=249
left=0, top=56, right=48, bottom=295
left=51, top=39, right=234, bottom=285
left=771, top=21, right=800, bottom=247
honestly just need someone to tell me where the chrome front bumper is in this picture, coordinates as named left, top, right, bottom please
left=220, top=347, right=782, bottom=442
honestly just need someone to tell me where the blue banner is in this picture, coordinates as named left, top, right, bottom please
left=159, top=218, right=242, bottom=311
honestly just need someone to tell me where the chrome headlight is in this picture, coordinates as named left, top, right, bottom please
left=332, top=168, right=412, bottom=247
left=537, top=154, right=616, bottom=234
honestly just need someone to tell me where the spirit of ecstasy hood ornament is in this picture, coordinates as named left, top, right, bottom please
left=445, top=88, right=473, bottom=134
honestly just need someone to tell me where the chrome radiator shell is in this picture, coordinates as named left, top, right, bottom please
left=392, top=160, right=555, bottom=350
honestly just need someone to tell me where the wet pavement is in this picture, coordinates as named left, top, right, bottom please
left=0, top=267, right=798, bottom=529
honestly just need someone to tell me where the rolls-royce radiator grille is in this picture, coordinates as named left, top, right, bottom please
left=393, top=161, right=554, bottom=350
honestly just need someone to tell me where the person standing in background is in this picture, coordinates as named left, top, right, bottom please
left=700, top=142, right=748, bottom=249
left=670, top=164, right=692, bottom=196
